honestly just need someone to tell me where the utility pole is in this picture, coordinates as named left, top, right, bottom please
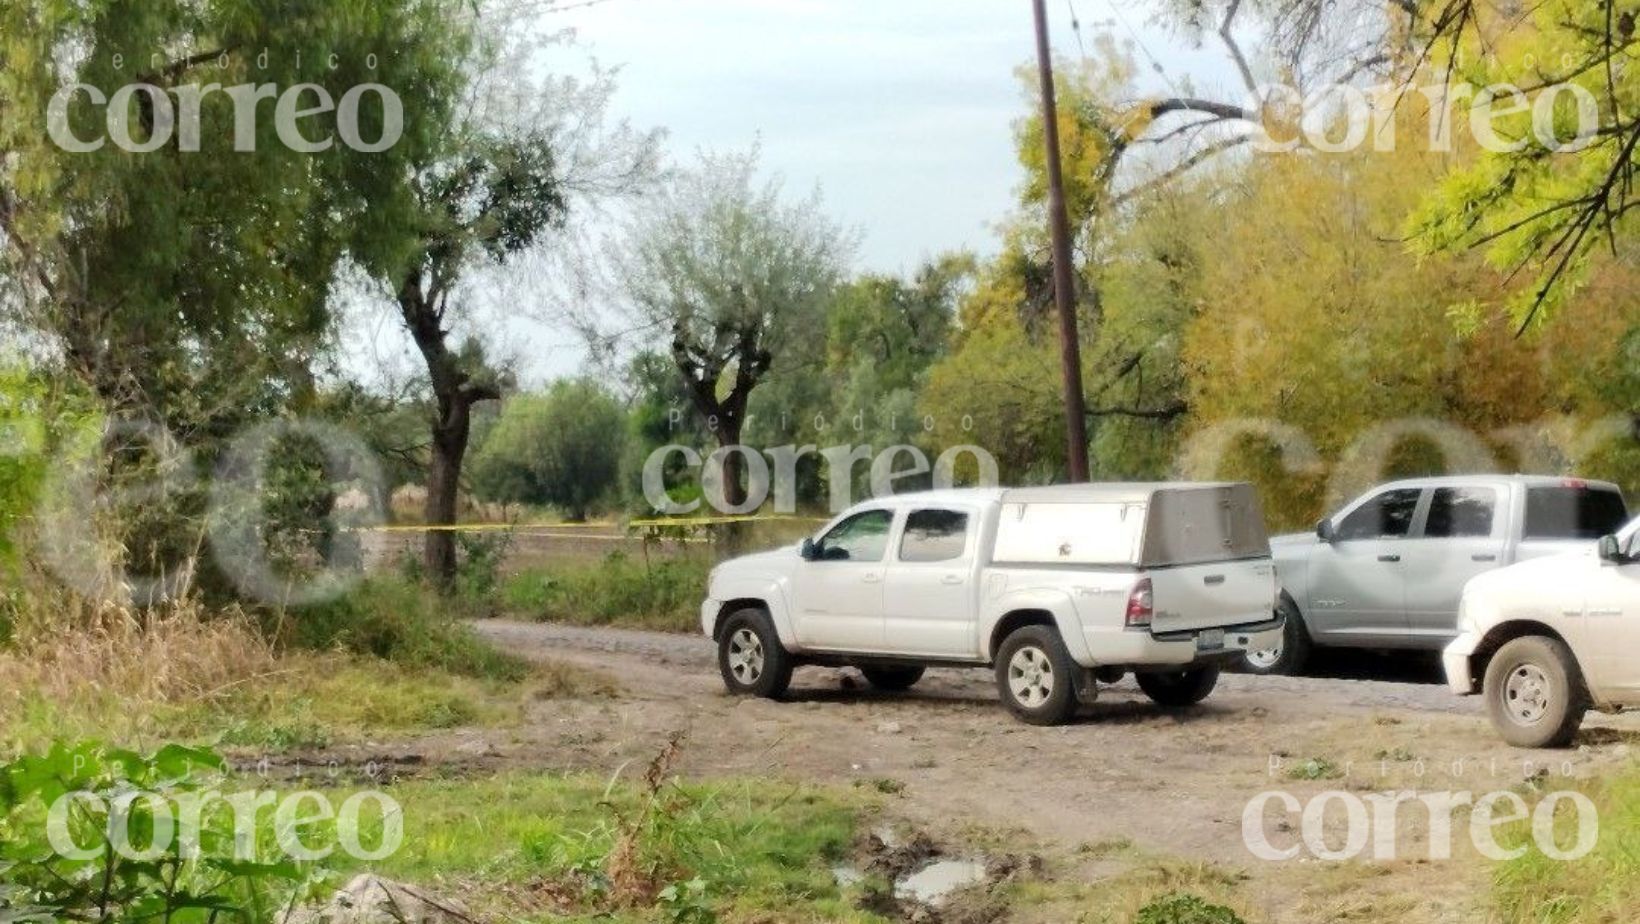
left=1031, top=0, right=1090, bottom=482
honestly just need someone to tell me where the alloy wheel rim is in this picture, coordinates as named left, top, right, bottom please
left=1008, top=645, right=1055, bottom=708
left=1504, top=663, right=1551, bottom=725
left=728, top=628, right=765, bottom=684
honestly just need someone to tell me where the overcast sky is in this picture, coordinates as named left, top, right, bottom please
left=553, top=0, right=1244, bottom=273
left=352, top=0, right=1248, bottom=385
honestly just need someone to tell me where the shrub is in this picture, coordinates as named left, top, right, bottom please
left=0, top=742, right=326, bottom=922
left=470, top=381, right=627, bottom=521
left=1135, top=893, right=1248, bottom=924
left=454, top=530, right=510, bottom=603
left=278, top=577, right=528, bottom=681
left=499, top=552, right=709, bottom=632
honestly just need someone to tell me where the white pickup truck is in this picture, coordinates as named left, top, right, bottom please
left=700, top=483, right=1283, bottom=725
left=1445, top=515, right=1640, bottom=748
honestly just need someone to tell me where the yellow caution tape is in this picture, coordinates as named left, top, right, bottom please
left=349, top=515, right=826, bottom=534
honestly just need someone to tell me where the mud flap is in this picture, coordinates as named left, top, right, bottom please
left=1074, top=668, right=1100, bottom=704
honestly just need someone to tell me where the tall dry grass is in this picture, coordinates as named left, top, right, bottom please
left=0, top=584, right=278, bottom=715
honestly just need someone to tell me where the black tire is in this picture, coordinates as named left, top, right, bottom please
left=717, top=608, right=794, bottom=699
left=994, top=625, right=1079, bottom=726
left=861, top=666, right=925, bottom=691
left=1137, top=666, right=1221, bottom=708
left=1241, top=595, right=1312, bottom=676
left=1483, top=636, right=1587, bottom=749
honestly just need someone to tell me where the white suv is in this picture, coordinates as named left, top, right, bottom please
left=700, top=483, right=1284, bottom=725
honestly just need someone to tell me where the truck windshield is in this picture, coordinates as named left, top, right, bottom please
left=1523, top=487, right=1630, bottom=540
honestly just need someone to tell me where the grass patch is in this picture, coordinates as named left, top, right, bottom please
left=1492, top=767, right=1640, bottom=923
left=1286, top=757, right=1344, bottom=781
left=280, top=576, right=530, bottom=680
left=499, top=552, right=709, bottom=633
left=0, top=581, right=615, bottom=757
left=1004, top=855, right=1253, bottom=923
left=326, top=763, right=881, bottom=922
left=0, top=653, right=614, bottom=757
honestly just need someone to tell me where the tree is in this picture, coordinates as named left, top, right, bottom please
left=614, top=151, right=852, bottom=509
left=0, top=0, right=475, bottom=596
left=0, top=1, right=471, bottom=421
left=378, top=138, right=566, bottom=585
left=1178, top=128, right=1640, bottom=528
left=471, top=380, right=627, bottom=521
left=823, top=256, right=971, bottom=399
left=346, top=14, right=657, bottom=587
left=1405, top=0, right=1640, bottom=329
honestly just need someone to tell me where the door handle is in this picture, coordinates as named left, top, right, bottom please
left=940, top=574, right=963, bottom=585
left=1378, top=554, right=1401, bottom=563
left=1589, top=608, right=1623, bottom=617
left=862, top=573, right=882, bottom=584
left=1472, top=554, right=1497, bottom=562
left=1203, top=574, right=1226, bottom=586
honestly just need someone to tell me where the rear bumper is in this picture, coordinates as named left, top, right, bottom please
left=1080, top=615, right=1284, bottom=669
left=1443, top=631, right=1482, bottom=695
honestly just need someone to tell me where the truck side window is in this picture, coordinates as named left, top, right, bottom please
left=1336, top=488, right=1421, bottom=541
left=815, top=510, right=893, bottom=562
left=1424, top=487, right=1497, bottom=538
left=899, top=509, right=969, bottom=563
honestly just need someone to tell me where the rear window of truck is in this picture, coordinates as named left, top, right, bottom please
left=1523, top=487, right=1629, bottom=540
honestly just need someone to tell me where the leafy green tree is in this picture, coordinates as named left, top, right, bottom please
left=824, top=255, right=970, bottom=397
left=354, top=79, right=567, bottom=586
left=1407, top=1, right=1640, bottom=328
left=0, top=0, right=475, bottom=594
left=613, top=151, right=852, bottom=509
left=1179, top=131, right=1640, bottom=527
left=621, top=350, right=711, bottom=512
left=471, top=379, right=627, bottom=521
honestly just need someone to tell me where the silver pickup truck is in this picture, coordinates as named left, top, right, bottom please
left=1245, top=475, right=1629, bottom=675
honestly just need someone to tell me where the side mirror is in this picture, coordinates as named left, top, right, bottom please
left=1598, top=534, right=1626, bottom=564
left=799, top=538, right=818, bottom=561
left=1316, top=519, right=1336, bottom=543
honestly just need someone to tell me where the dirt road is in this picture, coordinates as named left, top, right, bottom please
left=454, top=620, right=1640, bottom=922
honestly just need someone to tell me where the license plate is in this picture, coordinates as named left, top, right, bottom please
left=1197, top=629, right=1225, bottom=651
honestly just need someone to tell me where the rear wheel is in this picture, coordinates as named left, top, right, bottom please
left=1137, top=666, right=1220, bottom=707
left=1241, top=596, right=1311, bottom=676
left=1483, top=636, right=1586, bottom=748
left=861, top=666, right=925, bottom=691
left=995, top=626, right=1079, bottom=726
left=717, top=608, right=793, bottom=699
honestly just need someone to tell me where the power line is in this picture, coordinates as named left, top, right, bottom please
left=539, top=0, right=626, bottom=12
left=1101, top=0, right=1177, bottom=86
left=1065, top=0, right=1089, bottom=60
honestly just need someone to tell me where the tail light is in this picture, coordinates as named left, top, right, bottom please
left=1125, top=578, right=1153, bottom=629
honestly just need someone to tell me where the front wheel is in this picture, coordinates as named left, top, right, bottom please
left=995, top=626, right=1079, bottom=726
left=1137, top=666, right=1220, bottom=708
left=717, top=608, right=794, bottom=699
left=1483, top=636, right=1586, bottom=748
left=1241, top=596, right=1311, bottom=676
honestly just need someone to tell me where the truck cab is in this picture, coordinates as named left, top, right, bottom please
left=701, top=482, right=1283, bottom=725
left=1252, top=475, right=1629, bottom=675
